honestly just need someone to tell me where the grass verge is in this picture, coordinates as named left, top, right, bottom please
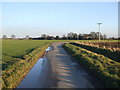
left=62, top=43, right=120, bottom=88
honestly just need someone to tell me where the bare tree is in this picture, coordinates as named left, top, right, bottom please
left=89, top=32, right=97, bottom=39
left=67, top=32, right=78, bottom=40
left=26, top=35, right=29, bottom=39
left=78, top=33, right=83, bottom=40
left=41, top=34, right=47, bottom=40
left=55, top=36, right=60, bottom=40
left=62, top=34, right=67, bottom=40
left=2, top=35, right=7, bottom=39
left=11, top=35, right=16, bottom=39
left=103, top=34, right=107, bottom=40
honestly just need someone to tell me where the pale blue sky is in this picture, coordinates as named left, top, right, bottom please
left=1, top=2, right=118, bottom=38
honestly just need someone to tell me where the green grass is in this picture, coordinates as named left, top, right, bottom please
left=2, top=40, right=52, bottom=70
left=2, top=40, right=53, bottom=88
left=2, top=40, right=73, bottom=88
left=2, top=39, right=119, bottom=88
left=63, top=43, right=120, bottom=88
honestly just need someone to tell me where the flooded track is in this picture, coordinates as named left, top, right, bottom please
left=17, top=46, right=52, bottom=88
left=17, top=43, right=103, bottom=88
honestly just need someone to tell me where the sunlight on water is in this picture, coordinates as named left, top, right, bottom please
left=46, top=46, right=52, bottom=52
left=17, top=46, right=52, bottom=88
left=17, top=57, right=47, bottom=88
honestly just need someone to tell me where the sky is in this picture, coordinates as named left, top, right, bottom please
left=1, top=2, right=118, bottom=38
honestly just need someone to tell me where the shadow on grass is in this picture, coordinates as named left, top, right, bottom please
left=12, top=48, right=36, bottom=59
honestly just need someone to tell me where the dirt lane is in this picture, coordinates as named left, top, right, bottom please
left=45, top=42, right=102, bottom=88
left=17, top=42, right=103, bottom=88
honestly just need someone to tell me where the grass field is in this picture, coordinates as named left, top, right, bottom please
left=2, top=40, right=53, bottom=88
left=1, top=40, right=120, bottom=88
left=2, top=40, right=52, bottom=70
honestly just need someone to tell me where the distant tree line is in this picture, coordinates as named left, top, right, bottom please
left=2, top=32, right=119, bottom=40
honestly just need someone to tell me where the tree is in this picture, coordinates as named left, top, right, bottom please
left=73, top=33, right=78, bottom=40
left=67, top=32, right=72, bottom=40
left=103, top=34, right=107, bottom=40
left=47, top=36, right=54, bottom=40
left=55, top=36, right=60, bottom=40
left=62, top=34, right=67, bottom=40
left=89, top=32, right=97, bottom=40
left=109, top=37, right=116, bottom=40
left=67, top=32, right=78, bottom=40
left=96, top=32, right=104, bottom=40
left=82, top=34, right=88, bottom=40
left=11, top=35, right=16, bottom=39
left=78, top=33, right=83, bottom=40
left=26, top=35, right=29, bottom=39
left=2, top=35, right=7, bottom=39
left=41, top=34, right=47, bottom=40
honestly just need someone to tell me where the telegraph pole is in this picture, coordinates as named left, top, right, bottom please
left=97, top=22, right=102, bottom=41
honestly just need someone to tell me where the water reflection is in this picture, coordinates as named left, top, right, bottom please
left=17, top=58, right=46, bottom=88
left=46, top=46, right=52, bottom=52
left=17, top=46, right=52, bottom=88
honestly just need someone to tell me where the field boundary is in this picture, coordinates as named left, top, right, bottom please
left=62, top=43, right=120, bottom=88
left=72, top=42, right=120, bottom=62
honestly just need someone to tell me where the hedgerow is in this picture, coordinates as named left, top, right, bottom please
left=63, top=43, right=120, bottom=88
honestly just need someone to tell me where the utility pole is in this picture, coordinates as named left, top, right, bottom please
left=97, top=22, right=102, bottom=41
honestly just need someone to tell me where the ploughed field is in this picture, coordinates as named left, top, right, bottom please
left=74, top=41, right=120, bottom=62
left=2, top=40, right=120, bottom=88
left=63, top=40, right=120, bottom=88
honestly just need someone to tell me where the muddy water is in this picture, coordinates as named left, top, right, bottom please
left=17, top=46, right=52, bottom=88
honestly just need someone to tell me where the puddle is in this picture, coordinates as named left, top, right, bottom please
left=17, top=46, right=52, bottom=88
left=70, top=63, right=77, bottom=65
left=17, top=57, right=47, bottom=88
left=46, top=46, right=52, bottom=52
